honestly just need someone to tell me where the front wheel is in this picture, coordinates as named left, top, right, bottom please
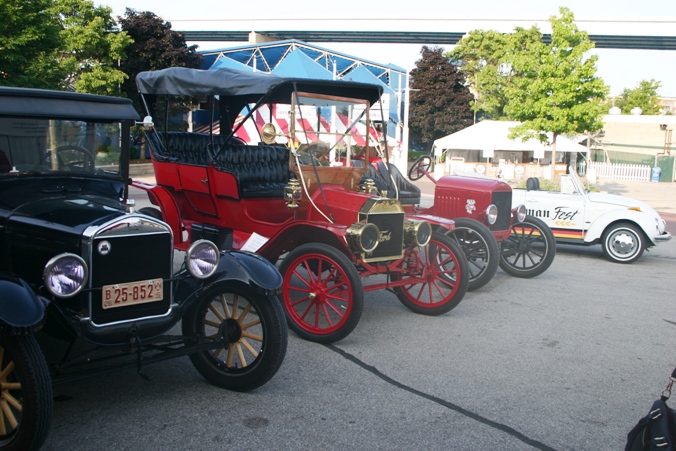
left=0, top=333, right=53, bottom=451
left=601, top=222, right=645, bottom=263
left=500, top=215, right=556, bottom=278
left=392, top=232, right=469, bottom=315
left=182, top=285, right=288, bottom=392
left=278, top=243, right=363, bottom=344
left=446, top=218, right=500, bottom=291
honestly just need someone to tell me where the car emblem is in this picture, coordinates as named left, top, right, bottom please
left=98, top=240, right=111, bottom=255
left=466, top=199, right=476, bottom=214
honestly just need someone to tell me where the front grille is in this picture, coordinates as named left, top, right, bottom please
left=89, top=229, right=172, bottom=325
left=491, top=191, right=512, bottom=232
left=359, top=199, right=405, bottom=262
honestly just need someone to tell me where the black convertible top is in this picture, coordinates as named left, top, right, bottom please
left=0, top=86, right=140, bottom=121
left=136, top=67, right=383, bottom=105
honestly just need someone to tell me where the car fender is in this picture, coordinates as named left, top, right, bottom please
left=0, top=275, right=46, bottom=333
left=174, top=250, right=283, bottom=308
left=131, top=181, right=185, bottom=245
left=584, top=209, right=657, bottom=245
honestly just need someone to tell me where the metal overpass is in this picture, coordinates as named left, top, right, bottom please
left=180, top=30, right=676, bottom=51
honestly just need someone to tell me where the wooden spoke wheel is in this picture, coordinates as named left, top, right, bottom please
left=183, top=286, right=288, bottom=392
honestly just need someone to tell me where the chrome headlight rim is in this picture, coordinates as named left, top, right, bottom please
left=43, top=253, right=88, bottom=298
left=485, top=204, right=498, bottom=225
left=404, top=219, right=432, bottom=247
left=514, top=204, right=527, bottom=222
left=346, top=222, right=380, bottom=254
left=185, top=239, right=220, bottom=280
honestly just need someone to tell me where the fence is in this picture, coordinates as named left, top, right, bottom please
left=588, top=162, right=651, bottom=181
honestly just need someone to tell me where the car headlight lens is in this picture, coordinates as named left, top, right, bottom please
left=514, top=204, right=527, bottom=222
left=404, top=219, right=432, bottom=247
left=346, top=222, right=380, bottom=253
left=43, top=253, right=88, bottom=298
left=186, top=240, right=220, bottom=279
left=485, top=204, right=498, bottom=225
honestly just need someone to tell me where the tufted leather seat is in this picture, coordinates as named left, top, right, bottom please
left=214, top=144, right=292, bottom=198
left=145, top=131, right=290, bottom=198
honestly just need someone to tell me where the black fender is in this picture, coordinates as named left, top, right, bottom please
left=0, top=275, right=46, bottom=334
left=174, top=250, right=282, bottom=310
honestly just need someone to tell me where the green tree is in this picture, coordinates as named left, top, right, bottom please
left=408, top=46, right=474, bottom=152
left=0, top=0, right=65, bottom=88
left=505, top=7, right=608, bottom=175
left=53, top=0, right=132, bottom=95
left=118, top=9, right=203, bottom=110
left=449, top=27, right=542, bottom=119
left=615, top=79, right=662, bottom=115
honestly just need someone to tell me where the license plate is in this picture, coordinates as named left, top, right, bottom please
left=102, top=279, right=163, bottom=309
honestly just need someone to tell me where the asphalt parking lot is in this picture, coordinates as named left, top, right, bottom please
left=42, top=195, right=676, bottom=450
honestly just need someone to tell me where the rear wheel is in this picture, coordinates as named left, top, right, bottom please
left=279, top=243, right=363, bottom=344
left=183, top=285, right=288, bottom=392
left=392, top=232, right=469, bottom=315
left=500, top=215, right=556, bottom=278
left=446, top=218, right=499, bottom=291
left=601, top=222, right=645, bottom=263
left=0, top=333, right=52, bottom=451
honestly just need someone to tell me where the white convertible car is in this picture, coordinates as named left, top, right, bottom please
left=511, top=171, right=671, bottom=263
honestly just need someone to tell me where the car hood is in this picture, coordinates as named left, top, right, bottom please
left=6, top=195, right=126, bottom=237
left=586, top=192, right=661, bottom=218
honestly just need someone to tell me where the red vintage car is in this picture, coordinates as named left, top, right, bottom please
left=132, top=67, right=469, bottom=344
left=362, top=156, right=556, bottom=290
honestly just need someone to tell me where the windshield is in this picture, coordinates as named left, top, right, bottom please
left=0, top=117, right=123, bottom=177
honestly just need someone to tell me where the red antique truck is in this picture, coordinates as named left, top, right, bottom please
left=363, top=155, right=556, bottom=290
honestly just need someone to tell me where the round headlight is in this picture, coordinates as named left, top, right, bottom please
left=346, top=222, right=380, bottom=253
left=43, top=253, right=88, bottom=298
left=404, top=220, right=432, bottom=247
left=515, top=204, right=527, bottom=222
left=485, top=204, right=498, bottom=225
left=186, top=240, right=220, bottom=279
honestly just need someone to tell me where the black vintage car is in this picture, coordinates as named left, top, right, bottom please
left=0, top=87, right=288, bottom=450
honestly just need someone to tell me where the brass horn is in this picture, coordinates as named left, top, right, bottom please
left=261, top=123, right=278, bottom=144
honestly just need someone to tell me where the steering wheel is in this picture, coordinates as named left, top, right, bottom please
left=55, top=145, right=95, bottom=172
left=297, top=142, right=330, bottom=166
left=408, top=155, right=432, bottom=181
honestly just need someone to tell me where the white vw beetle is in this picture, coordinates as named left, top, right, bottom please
left=511, top=171, right=671, bottom=263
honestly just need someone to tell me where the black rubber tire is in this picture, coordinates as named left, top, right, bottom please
left=182, top=284, right=288, bottom=392
left=446, top=218, right=500, bottom=291
left=0, top=333, right=53, bottom=451
left=601, top=222, right=645, bottom=263
left=138, top=207, right=163, bottom=221
left=278, top=243, right=363, bottom=344
left=392, top=232, right=469, bottom=315
left=499, top=215, right=556, bottom=278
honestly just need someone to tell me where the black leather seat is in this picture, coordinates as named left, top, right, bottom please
left=363, top=161, right=421, bottom=204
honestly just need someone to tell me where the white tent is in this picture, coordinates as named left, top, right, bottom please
left=433, top=120, right=589, bottom=159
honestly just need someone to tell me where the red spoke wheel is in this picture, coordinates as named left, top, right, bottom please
left=279, top=243, right=363, bottom=344
left=392, top=232, right=469, bottom=315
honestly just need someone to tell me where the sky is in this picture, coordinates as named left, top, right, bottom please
left=99, top=0, right=676, bottom=97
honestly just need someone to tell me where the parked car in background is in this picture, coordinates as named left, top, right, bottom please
left=0, top=86, right=288, bottom=450
left=512, top=172, right=671, bottom=263
left=132, top=67, right=469, bottom=345
left=364, top=155, right=556, bottom=290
